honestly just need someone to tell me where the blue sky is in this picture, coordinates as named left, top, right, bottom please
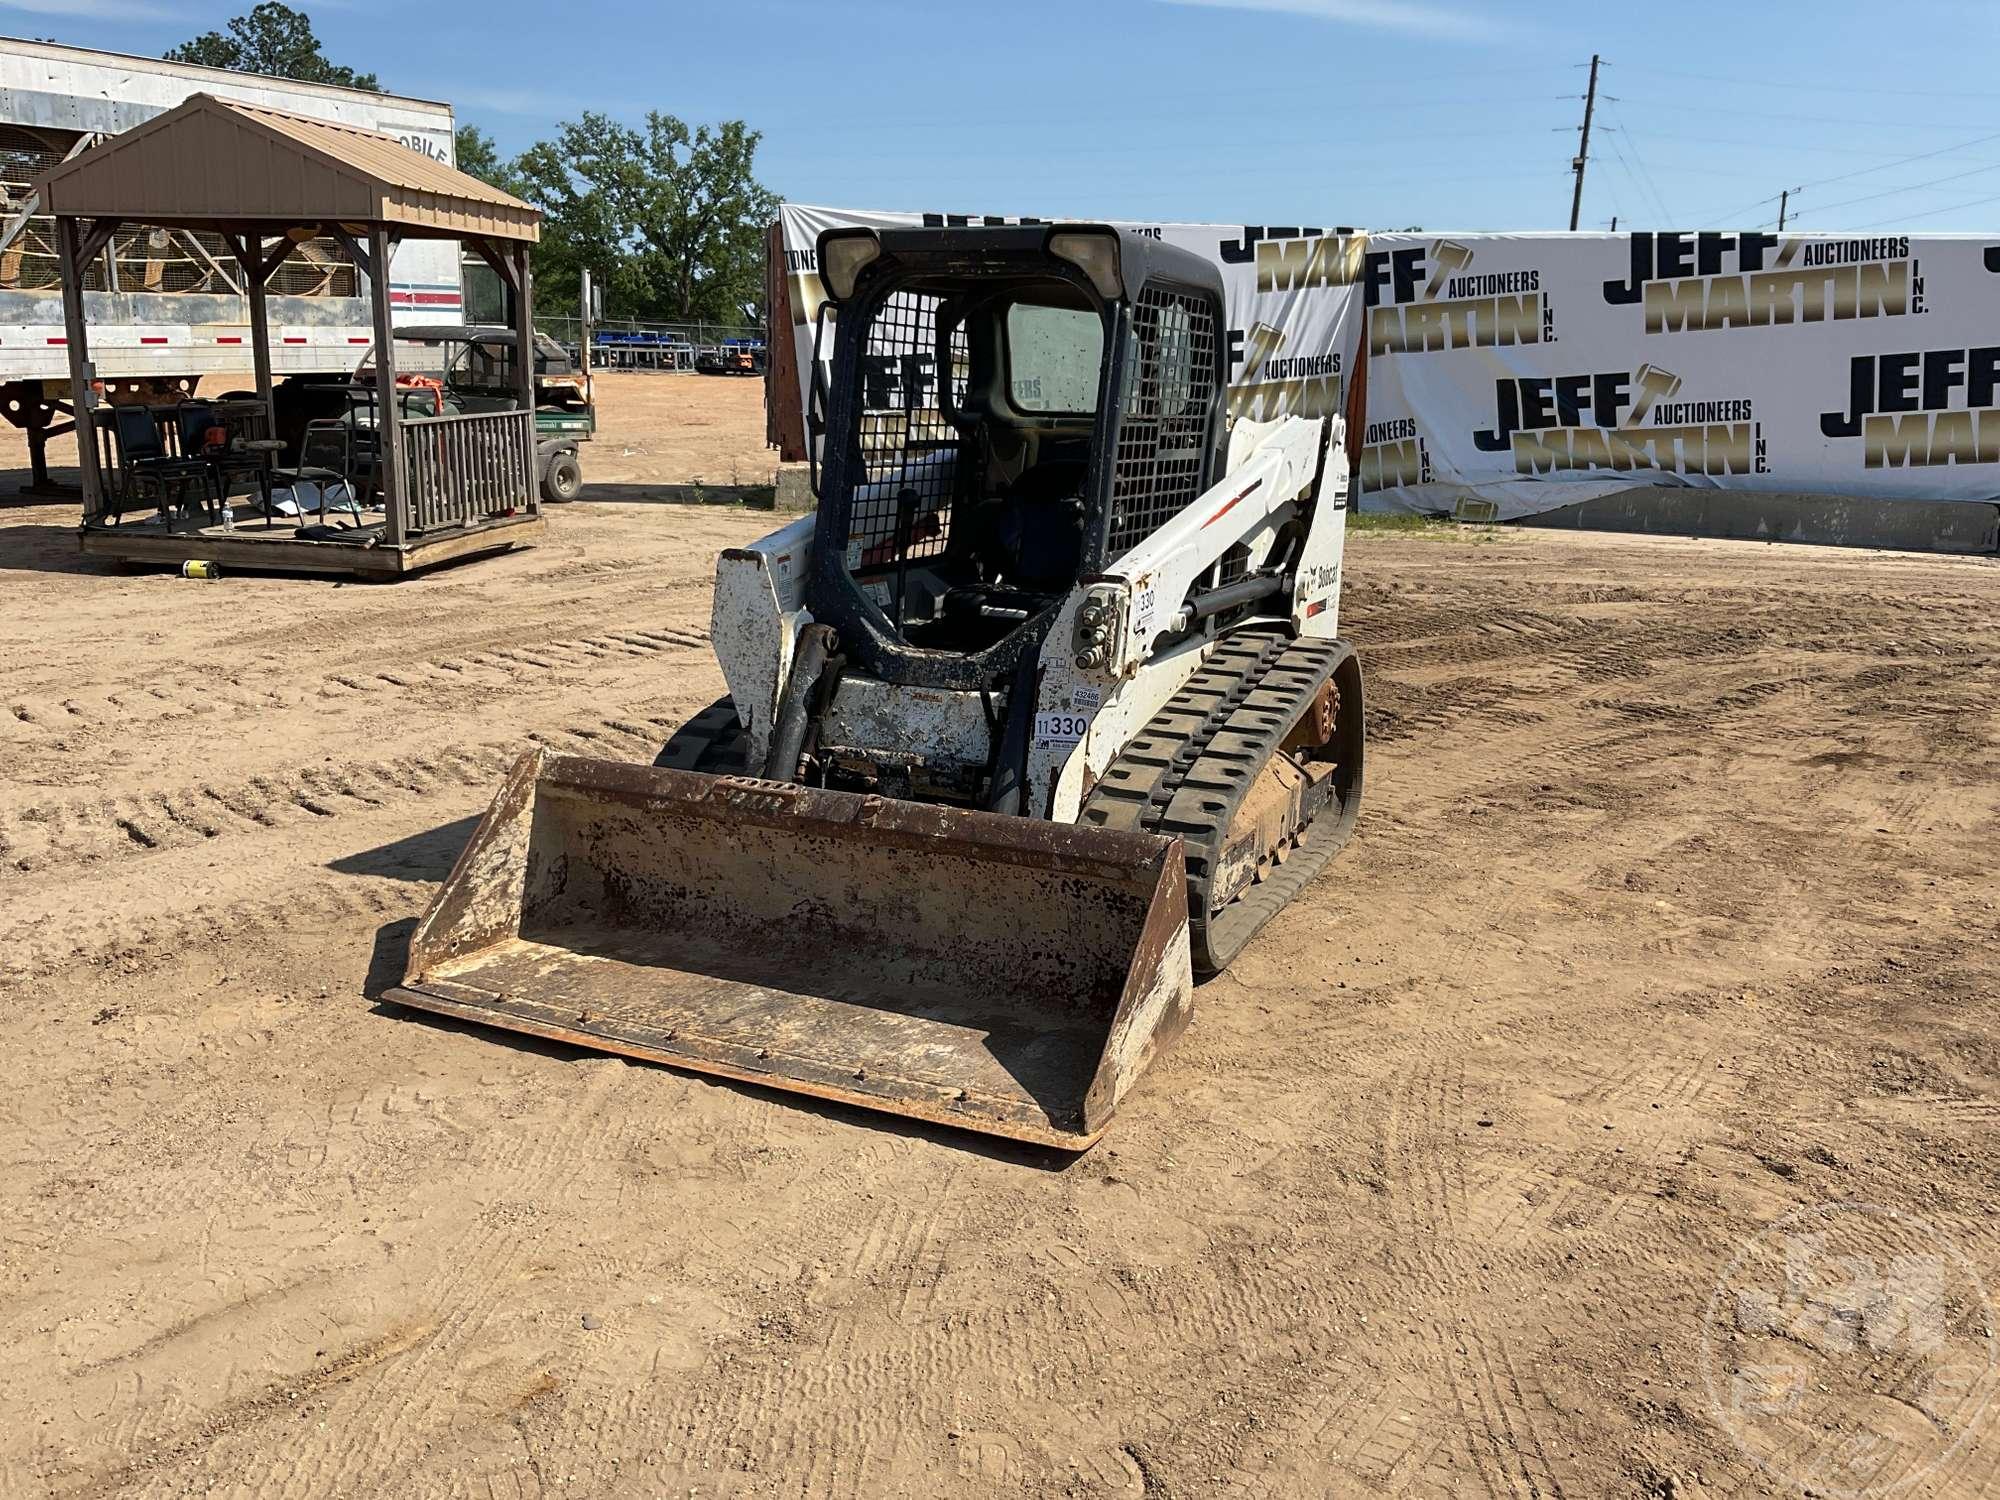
left=18, top=0, right=2000, bottom=233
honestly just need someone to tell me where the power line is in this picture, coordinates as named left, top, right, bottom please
left=1604, top=98, right=1998, bottom=134
left=1692, top=126, right=2000, bottom=228
left=1788, top=128, right=2000, bottom=194
left=1597, top=148, right=1629, bottom=228
left=780, top=123, right=1567, bottom=168
left=1616, top=126, right=1954, bottom=158
left=1699, top=190, right=1788, bottom=228
left=1637, top=64, right=2000, bottom=101
left=1792, top=159, right=2000, bottom=221
left=1834, top=187, right=2000, bottom=230
left=1599, top=133, right=1661, bottom=228
left=1601, top=106, right=1675, bottom=226
left=1832, top=191, right=2000, bottom=235
left=1605, top=145, right=1654, bottom=227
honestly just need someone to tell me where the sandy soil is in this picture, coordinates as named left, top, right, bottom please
left=2, top=376, right=1997, bottom=1498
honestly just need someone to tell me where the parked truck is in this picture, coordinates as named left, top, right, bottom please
left=0, top=37, right=464, bottom=490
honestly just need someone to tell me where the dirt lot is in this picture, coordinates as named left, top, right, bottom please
left=2, top=374, right=1997, bottom=1498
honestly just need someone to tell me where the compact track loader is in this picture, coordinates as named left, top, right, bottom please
left=388, top=223, right=1364, bottom=1148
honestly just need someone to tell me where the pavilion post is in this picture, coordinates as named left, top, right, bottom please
left=511, top=241, right=537, bottom=514
left=370, top=224, right=405, bottom=547
left=247, top=241, right=274, bottom=433
left=229, top=232, right=278, bottom=442
left=55, top=214, right=106, bottom=523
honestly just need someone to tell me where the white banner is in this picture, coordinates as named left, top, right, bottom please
left=778, top=212, right=2000, bottom=520
left=1358, top=231, right=2000, bottom=517
left=776, top=205, right=1365, bottom=435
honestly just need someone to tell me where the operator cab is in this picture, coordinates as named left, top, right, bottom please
left=808, top=223, right=1226, bottom=692
left=824, top=273, right=1103, bottom=655
left=849, top=278, right=1100, bottom=655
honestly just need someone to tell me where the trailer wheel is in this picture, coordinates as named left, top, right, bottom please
left=540, top=453, right=582, bottom=504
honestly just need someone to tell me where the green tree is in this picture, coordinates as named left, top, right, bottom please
left=512, top=112, right=776, bottom=326
left=166, top=3, right=380, bottom=92
left=454, top=124, right=514, bottom=191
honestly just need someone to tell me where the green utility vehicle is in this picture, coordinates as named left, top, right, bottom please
left=367, top=324, right=595, bottom=503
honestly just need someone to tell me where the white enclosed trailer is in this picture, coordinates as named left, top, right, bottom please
left=0, top=37, right=463, bottom=488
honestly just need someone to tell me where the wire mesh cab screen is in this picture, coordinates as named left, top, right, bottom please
left=843, top=289, right=969, bottom=572
left=1107, top=284, right=1217, bottom=557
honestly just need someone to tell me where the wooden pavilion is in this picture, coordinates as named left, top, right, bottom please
left=39, top=93, right=548, bottom=576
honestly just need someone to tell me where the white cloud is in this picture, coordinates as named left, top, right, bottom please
left=449, top=87, right=583, bottom=119
left=0, top=0, right=182, bottom=18
left=1154, top=0, right=1505, bottom=41
left=413, top=83, right=658, bottom=122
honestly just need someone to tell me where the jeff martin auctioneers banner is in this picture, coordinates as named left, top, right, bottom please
left=778, top=209, right=2000, bottom=519
left=776, top=203, right=1365, bottom=440
left=1355, top=230, right=2000, bottom=518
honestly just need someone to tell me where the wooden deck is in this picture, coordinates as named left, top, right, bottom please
left=78, top=511, right=545, bottom=577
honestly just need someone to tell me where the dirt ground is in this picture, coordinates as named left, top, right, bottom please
left=2, top=374, right=1997, bottom=1499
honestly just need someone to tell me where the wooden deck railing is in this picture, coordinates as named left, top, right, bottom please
left=398, top=409, right=536, bottom=533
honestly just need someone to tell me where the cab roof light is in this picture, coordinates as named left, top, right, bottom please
left=819, top=230, right=883, bottom=302
left=1048, top=228, right=1123, bottom=301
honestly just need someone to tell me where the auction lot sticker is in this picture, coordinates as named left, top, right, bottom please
left=1035, top=710, right=1090, bottom=746
left=1700, top=1201, right=1997, bottom=1497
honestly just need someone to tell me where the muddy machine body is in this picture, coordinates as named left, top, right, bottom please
left=389, top=223, right=1365, bottom=1148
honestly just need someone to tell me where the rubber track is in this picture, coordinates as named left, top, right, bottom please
left=1083, top=629, right=1363, bottom=976
left=655, top=697, right=750, bottom=773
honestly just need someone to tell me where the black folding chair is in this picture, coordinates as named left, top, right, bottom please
left=105, top=405, right=210, bottom=526
left=177, top=402, right=272, bottom=519
left=270, top=419, right=364, bottom=527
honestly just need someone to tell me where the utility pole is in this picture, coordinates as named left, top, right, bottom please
left=1609, top=215, right=1618, bottom=232
left=1568, top=53, right=1600, bottom=232
left=1569, top=53, right=1601, bottom=232
left=1777, top=189, right=1791, bottom=231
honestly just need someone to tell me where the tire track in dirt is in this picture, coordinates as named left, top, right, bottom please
left=0, top=717, right=670, bottom=882
left=1323, top=590, right=1885, bottom=1491
left=1433, top=1320, right=1577, bottom=1499
left=0, top=626, right=713, bottom=746
left=503, top=1145, right=982, bottom=1500
left=10, top=497, right=2000, bottom=1498
left=41, top=1322, right=438, bottom=1500
left=130, top=1081, right=642, bottom=1499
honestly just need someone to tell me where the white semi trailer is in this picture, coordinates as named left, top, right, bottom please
left=0, top=37, right=464, bottom=489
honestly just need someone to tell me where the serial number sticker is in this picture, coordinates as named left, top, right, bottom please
left=1070, top=685, right=1102, bottom=711
left=1035, top=711, right=1090, bottom=746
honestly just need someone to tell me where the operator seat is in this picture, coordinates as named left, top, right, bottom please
left=965, top=460, right=1087, bottom=593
